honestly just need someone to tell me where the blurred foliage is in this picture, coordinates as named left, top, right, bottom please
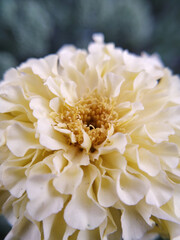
left=0, top=0, right=179, bottom=239
left=0, top=0, right=180, bottom=79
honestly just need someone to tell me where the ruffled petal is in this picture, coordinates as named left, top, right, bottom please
left=27, top=174, right=64, bottom=221
left=104, top=72, right=124, bottom=97
left=145, top=122, right=175, bottom=143
left=37, top=118, right=67, bottom=151
left=121, top=206, right=151, bottom=240
left=146, top=172, right=174, bottom=207
left=30, top=97, right=51, bottom=119
left=0, top=84, right=29, bottom=114
left=99, top=132, right=127, bottom=155
left=53, top=165, right=83, bottom=194
left=6, top=122, right=40, bottom=157
left=64, top=186, right=106, bottom=230
left=166, top=222, right=180, bottom=240
left=20, top=55, right=58, bottom=80
left=173, top=185, right=180, bottom=218
left=117, top=171, right=148, bottom=205
left=97, top=176, right=118, bottom=207
left=2, top=166, right=26, bottom=197
left=138, top=148, right=161, bottom=176
left=64, top=166, right=106, bottom=230
left=5, top=216, right=41, bottom=240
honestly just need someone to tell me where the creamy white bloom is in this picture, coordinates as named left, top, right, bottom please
left=0, top=34, right=180, bottom=240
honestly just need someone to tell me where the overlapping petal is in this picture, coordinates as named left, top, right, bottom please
left=0, top=34, right=180, bottom=240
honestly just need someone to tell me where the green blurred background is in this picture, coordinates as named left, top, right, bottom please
left=0, top=0, right=180, bottom=80
left=0, top=0, right=179, bottom=239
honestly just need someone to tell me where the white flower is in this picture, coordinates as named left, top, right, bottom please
left=0, top=34, right=180, bottom=240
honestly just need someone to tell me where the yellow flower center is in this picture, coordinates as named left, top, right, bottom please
left=55, top=94, right=118, bottom=147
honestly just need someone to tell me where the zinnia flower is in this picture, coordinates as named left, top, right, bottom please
left=0, top=34, right=180, bottom=240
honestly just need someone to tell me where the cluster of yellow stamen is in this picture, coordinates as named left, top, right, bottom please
left=54, top=94, right=118, bottom=148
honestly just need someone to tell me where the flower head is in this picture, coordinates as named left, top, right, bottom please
left=0, top=34, right=180, bottom=240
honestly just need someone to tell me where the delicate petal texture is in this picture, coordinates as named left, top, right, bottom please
left=5, top=216, right=41, bottom=240
left=53, top=165, right=83, bottom=194
left=138, top=148, right=161, bottom=176
left=97, top=176, right=118, bottom=207
left=26, top=174, right=64, bottom=221
left=0, top=34, right=180, bottom=240
left=117, top=171, right=148, bottom=205
left=121, top=207, right=151, bottom=240
left=64, top=190, right=106, bottom=230
left=174, top=185, right=180, bottom=218
left=64, top=172, right=106, bottom=230
left=6, top=122, right=40, bottom=157
left=37, top=119, right=67, bottom=150
left=146, top=172, right=174, bottom=207
left=2, top=166, right=26, bottom=197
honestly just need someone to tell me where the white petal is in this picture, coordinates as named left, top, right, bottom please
left=136, top=200, right=154, bottom=227
left=44, top=54, right=59, bottom=76
left=92, top=33, right=104, bottom=43
left=3, top=67, right=19, bottom=83
left=81, top=129, right=92, bottom=152
left=58, top=46, right=76, bottom=68
left=104, top=72, right=124, bottom=97
left=146, top=172, right=173, bottom=207
left=6, top=122, right=40, bottom=157
left=24, top=55, right=58, bottom=79
left=2, top=195, right=16, bottom=225
left=64, top=186, right=106, bottom=230
left=2, top=166, right=26, bottom=198
left=37, top=118, right=67, bottom=151
left=151, top=206, right=180, bottom=223
left=97, top=176, right=118, bottom=207
left=138, top=148, right=161, bottom=176
left=121, top=207, right=151, bottom=240
left=0, top=84, right=28, bottom=113
left=101, top=151, right=127, bottom=171
left=5, top=216, right=41, bottom=240
left=100, top=133, right=127, bottom=155
left=158, top=106, right=180, bottom=127
left=27, top=174, right=64, bottom=221
left=60, top=79, right=78, bottom=104
left=49, top=97, right=63, bottom=112
left=109, top=133, right=127, bottom=154
left=63, top=147, right=90, bottom=166
left=166, top=222, right=180, bottom=240
left=63, top=225, right=76, bottom=240
left=52, top=153, right=68, bottom=174
left=133, top=71, right=157, bottom=90
left=116, top=171, right=148, bottom=205
left=145, top=122, right=175, bottom=143
left=64, top=63, right=87, bottom=98
left=54, top=126, right=76, bottom=144
left=169, top=75, right=180, bottom=104
left=43, top=214, right=56, bottom=240
left=102, top=208, right=122, bottom=240
left=173, top=185, right=180, bottom=218
left=0, top=120, right=10, bottom=147
left=45, top=76, right=61, bottom=97
left=152, top=142, right=179, bottom=169
left=29, top=97, right=50, bottom=119
left=53, top=165, right=83, bottom=194
left=42, top=152, right=68, bottom=175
